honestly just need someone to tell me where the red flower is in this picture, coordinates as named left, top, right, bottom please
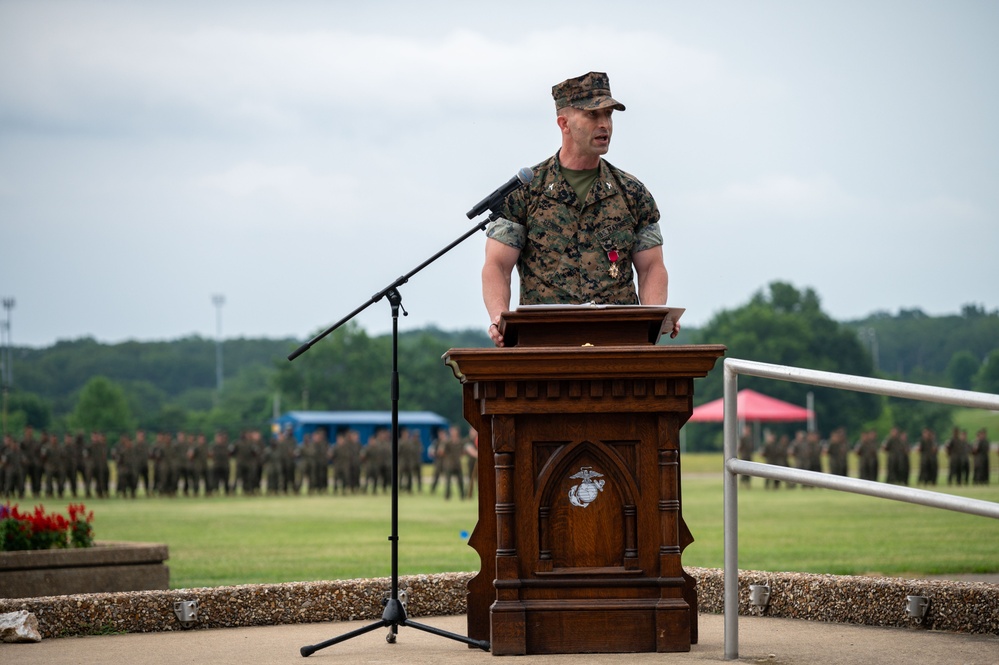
left=1, top=502, right=95, bottom=551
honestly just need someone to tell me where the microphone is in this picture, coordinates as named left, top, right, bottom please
left=466, top=167, right=534, bottom=219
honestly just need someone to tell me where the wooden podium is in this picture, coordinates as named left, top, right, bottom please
left=443, top=307, right=725, bottom=655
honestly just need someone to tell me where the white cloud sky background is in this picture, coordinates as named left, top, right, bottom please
left=1, top=0, right=997, bottom=348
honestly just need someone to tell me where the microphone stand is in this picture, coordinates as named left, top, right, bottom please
left=293, top=213, right=499, bottom=657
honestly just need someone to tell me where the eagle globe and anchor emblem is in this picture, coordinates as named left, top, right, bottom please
left=568, top=466, right=605, bottom=508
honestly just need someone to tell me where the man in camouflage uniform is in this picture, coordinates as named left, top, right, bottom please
left=88, top=431, right=110, bottom=498
left=482, top=72, right=679, bottom=346
left=208, top=430, right=231, bottom=495
left=69, top=433, right=87, bottom=497
left=362, top=428, right=391, bottom=494
left=398, top=427, right=422, bottom=494
left=345, top=429, right=362, bottom=493
left=854, top=429, right=880, bottom=482
left=180, top=432, right=197, bottom=496
left=277, top=427, right=298, bottom=494
left=428, top=427, right=446, bottom=494
left=61, top=433, right=77, bottom=496
left=805, top=430, right=824, bottom=476
left=189, top=432, right=209, bottom=496
left=882, top=426, right=909, bottom=485
left=945, top=427, right=970, bottom=485
left=760, top=430, right=783, bottom=490
left=232, top=430, right=259, bottom=495
left=2, top=433, right=25, bottom=498
left=134, top=429, right=152, bottom=497
left=165, top=431, right=189, bottom=496
left=464, top=428, right=478, bottom=499
left=150, top=431, right=170, bottom=495
left=737, top=424, right=754, bottom=487
left=785, top=430, right=809, bottom=489
left=41, top=431, right=68, bottom=497
left=262, top=432, right=283, bottom=494
left=440, top=425, right=466, bottom=500
left=21, top=426, right=42, bottom=497
left=332, top=429, right=352, bottom=494
left=113, top=433, right=140, bottom=499
left=0, top=435, right=9, bottom=496
left=971, top=428, right=990, bottom=485
left=306, top=428, right=329, bottom=494
left=915, top=427, right=939, bottom=485
left=825, top=427, right=850, bottom=477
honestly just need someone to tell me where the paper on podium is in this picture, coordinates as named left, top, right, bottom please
left=505, top=304, right=685, bottom=346
left=516, top=303, right=684, bottom=329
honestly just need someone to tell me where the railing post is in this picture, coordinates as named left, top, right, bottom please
left=722, top=360, right=739, bottom=660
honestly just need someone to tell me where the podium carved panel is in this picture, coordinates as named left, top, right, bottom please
left=444, top=313, right=723, bottom=655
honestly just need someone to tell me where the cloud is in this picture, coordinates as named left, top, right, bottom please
left=196, top=161, right=362, bottom=219
left=0, top=9, right=754, bottom=136
left=899, top=196, right=983, bottom=223
left=681, top=174, right=858, bottom=221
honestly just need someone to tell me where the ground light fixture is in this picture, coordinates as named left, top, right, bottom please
left=905, top=595, right=929, bottom=624
left=749, top=583, right=771, bottom=612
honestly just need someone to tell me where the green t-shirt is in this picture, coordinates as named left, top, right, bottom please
left=560, top=166, right=599, bottom=207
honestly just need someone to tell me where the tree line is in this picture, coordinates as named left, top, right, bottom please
left=3, top=282, right=997, bottom=452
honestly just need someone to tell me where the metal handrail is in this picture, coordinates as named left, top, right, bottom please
left=722, top=358, right=999, bottom=660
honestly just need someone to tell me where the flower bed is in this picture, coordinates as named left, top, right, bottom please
left=1, top=503, right=168, bottom=598
left=0, top=503, right=94, bottom=551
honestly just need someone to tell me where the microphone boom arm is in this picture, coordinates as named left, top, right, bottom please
left=287, top=211, right=501, bottom=361
left=289, top=168, right=531, bottom=361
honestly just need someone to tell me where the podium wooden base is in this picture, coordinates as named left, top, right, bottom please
left=445, top=336, right=724, bottom=655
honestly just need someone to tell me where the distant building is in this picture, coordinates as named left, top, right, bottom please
left=271, top=410, right=450, bottom=462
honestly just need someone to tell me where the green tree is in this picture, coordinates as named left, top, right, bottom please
left=398, top=332, right=464, bottom=426
left=6, top=391, right=53, bottom=430
left=272, top=323, right=482, bottom=426
left=211, top=365, right=276, bottom=432
left=691, top=281, right=882, bottom=448
left=973, top=349, right=999, bottom=394
left=71, top=376, right=135, bottom=434
left=946, top=350, right=980, bottom=390
left=121, top=379, right=169, bottom=429
left=273, top=323, right=392, bottom=412
left=150, top=404, right=189, bottom=433
left=844, top=305, right=999, bottom=382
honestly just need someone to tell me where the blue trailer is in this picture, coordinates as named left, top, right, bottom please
left=271, top=410, right=449, bottom=462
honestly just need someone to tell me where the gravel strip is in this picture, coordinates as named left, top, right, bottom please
left=0, top=568, right=995, bottom=638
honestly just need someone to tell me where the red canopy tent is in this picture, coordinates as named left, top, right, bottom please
left=688, top=389, right=813, bottom=423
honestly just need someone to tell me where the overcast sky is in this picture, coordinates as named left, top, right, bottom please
left=2, top=0, right=997, bottom=349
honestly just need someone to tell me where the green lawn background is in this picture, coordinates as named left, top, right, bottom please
left=77, top=450, right=999, bottom=589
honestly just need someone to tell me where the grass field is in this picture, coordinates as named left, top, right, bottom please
left=955, top=407, right=999, bottom=437
left=68, top=452, right=999, bottom=589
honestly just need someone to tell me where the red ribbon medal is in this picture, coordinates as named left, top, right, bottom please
left=607, top=250, right=620, bottom=278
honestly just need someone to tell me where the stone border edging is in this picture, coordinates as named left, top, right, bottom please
left=691, top=567, right=998, bottom=634
left=0, top=568, right=995, bottom=638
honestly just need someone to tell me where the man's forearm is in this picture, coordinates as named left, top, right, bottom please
left=638, top=263, right=668, bottom=305
left=482, top=264, right=512, bottom=324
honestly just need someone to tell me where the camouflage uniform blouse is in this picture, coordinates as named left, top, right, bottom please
left=486, top=152, right=663, bottom=305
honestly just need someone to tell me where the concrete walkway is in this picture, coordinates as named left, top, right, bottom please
left=3, top=613, right=997, bottom=664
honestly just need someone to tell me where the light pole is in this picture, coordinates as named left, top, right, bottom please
left=212, top=295, right=225, bottom=393
left=1, top=297, right=13, bottom=437
left=859, top=327, right=880, bottom=373
left=2, top=297, right=13, bottom=388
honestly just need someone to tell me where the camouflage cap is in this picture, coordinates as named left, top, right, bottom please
left=552, top=71, right=626, bottom=112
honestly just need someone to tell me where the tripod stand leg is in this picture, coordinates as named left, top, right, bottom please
left=400, top=618, right=490, bottom=651
left=300, top=618, right=392, bottom=657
